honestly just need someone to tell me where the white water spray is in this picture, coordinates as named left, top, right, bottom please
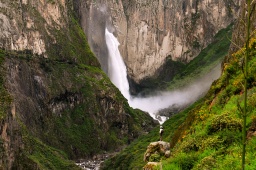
left=105, top=29, right=130, bottom=100
left=105, top=28, right=221, bottom=123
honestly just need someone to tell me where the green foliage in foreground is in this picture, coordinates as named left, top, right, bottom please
left=159, top=35, right=256, bottom=170
left=168, top=24, right=233, bottom=90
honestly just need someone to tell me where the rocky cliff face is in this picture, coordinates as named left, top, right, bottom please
left=0, top=0, right=68, bottom=56
left=76, top=0, right=240, bottom=84
left=0, top=0, right=156, bottom=169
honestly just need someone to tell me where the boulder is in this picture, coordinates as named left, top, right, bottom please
left=143, top=141, right=170, bottom=162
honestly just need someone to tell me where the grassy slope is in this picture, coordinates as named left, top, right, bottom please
left=0, top=50, right=12, bottom=169
left=0, top=50, right=75, bottom=169
left=0, top=50, right=12, bottom=120
left=160, top=35, right=256, bottom=169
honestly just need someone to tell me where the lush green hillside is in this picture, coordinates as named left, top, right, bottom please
left=158, top=33, right=256, bottom=170
left=0, top=48, right=155, bottom=169
left=102, top=27, right=256, bottom=170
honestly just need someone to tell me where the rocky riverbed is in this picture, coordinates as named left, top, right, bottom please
left=76, top=152, right=117, bottom=170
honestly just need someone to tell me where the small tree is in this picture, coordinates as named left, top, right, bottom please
left=242, top=0, right=251, bottom=169
left=230, top=0, right=254, bottom=168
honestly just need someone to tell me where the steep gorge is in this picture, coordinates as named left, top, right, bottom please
left=0, top=0, right=252, bottom=169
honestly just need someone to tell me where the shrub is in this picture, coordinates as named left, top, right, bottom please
left=178, top=137, right=199, bottom=152
left=199, top=136, right=223, bottom=150
left=207, top=113, right=242, bottom=134
left=173, top=153, right=198, bottom=170
left=193, top=156, right=216, bottom=170
left=218, top=129, right=241, bottom=146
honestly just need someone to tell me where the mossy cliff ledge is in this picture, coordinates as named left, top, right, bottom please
left=0, top=0, right=157, bottom=169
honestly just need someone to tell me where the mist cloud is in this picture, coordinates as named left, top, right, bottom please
left=129, top=64, right=221, bottom=121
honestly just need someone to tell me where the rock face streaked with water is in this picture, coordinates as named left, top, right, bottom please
left=76, top=0, right=240, bottom=83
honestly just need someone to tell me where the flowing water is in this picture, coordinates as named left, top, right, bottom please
left=105, top=29, right=130, bottom=100
left=105, top=28, right=221, bottom=124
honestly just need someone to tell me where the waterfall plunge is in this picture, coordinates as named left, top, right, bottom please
left=105, top=28, right=221, bottom=123
left=105, top=29, right=130, bottom=100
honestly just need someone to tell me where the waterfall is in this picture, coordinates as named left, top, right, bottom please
left=105, top=28, right=130, bottom=100
left=105, top=28, right=221, bottom=123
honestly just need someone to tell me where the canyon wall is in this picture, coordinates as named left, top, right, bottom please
left=76, top=0, right=240, bottom=84
left=0, top=0, right=156, bottom=168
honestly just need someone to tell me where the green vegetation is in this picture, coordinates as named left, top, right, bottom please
left=13, top=134, right=80, bottom=170
left=47, top=16, right=99, bottom=66
left=102, top=24, right=256, bottom=169
left=102, top=102, right=196, bottom=169
left=0, top=49, right=12, bottom=168
left=168, top=24, right=233, bottom=90
left=3, top=49, right=154, bottom=168
left=242, top=1, right=251, bottom=168
left=159, top=31, right=256, bottom=170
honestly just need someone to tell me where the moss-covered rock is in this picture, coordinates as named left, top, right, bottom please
left=143, top=141, right=170, bottom=163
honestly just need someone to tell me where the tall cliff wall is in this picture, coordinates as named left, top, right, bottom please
left=76, top=0, right=240, bottom=84
left=0, top=0, right=156, bottom=169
